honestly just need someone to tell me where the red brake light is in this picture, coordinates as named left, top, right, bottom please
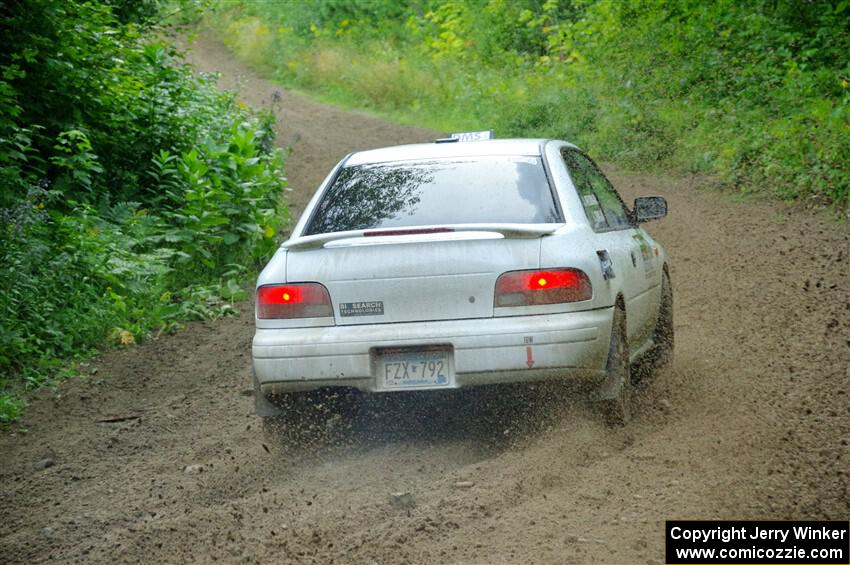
left=495, top=269, right=592, bottom=307
left=257, top=283, right=333, bottom=319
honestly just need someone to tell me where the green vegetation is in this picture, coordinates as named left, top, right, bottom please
left=207, top=0, right=849, bottom=207
left=0, top=1, right=287, bottom=422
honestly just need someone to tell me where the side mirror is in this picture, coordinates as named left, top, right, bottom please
left=633, top=196, right=667, bottom=223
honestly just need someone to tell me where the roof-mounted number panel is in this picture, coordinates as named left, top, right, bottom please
left=435, top=130, right=495, bottom=143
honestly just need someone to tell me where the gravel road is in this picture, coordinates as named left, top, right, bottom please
left=1, top=30, right=848, bottom=565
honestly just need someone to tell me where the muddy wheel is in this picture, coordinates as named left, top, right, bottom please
left=634, top=268, right=674, bottom=385
left=595, top=305, right=632, bottom=426
left=253, top=370, right=284, bottom=418
left=650, top=268, right=674, bottom=371
left=261, top=388, right=360, bottom=444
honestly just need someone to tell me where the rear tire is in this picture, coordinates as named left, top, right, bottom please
left=595, top=305, right=632, bottom=426
left=261, top=388, right=360, bottom=444
left=253, top=370, right=284, bottom=417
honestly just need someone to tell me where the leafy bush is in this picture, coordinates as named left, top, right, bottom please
left=206, top=0, right=849, bottom=208
left=0, top=0, right=287, bottom=422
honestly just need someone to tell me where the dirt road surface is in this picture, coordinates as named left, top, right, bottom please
left=2, top=31, right=848, bottom=565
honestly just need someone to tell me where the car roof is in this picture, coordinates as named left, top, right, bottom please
left=345, top=138, right=577, bottom=166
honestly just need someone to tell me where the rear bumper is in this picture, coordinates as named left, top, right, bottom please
left=253, top=308, right=614, bottom=395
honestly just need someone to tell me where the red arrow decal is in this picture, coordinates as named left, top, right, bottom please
left=526, top=345, right=534, bottom=369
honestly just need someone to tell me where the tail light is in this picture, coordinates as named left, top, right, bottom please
left=257, top=283, right=333, bottom=319
left=495, top=268, right=592, bottom=307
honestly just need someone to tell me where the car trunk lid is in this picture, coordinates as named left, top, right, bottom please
left=284, top=229, right=549, bottom=324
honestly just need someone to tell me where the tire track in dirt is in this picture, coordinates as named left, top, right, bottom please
left=1, top=29, right=847, bottom=564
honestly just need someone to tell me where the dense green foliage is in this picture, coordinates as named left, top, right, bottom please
left=0, top=0, right=287, bottom=421
left=208, top=0, right=849, bottom=206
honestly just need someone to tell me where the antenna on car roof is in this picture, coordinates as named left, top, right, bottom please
left=435, top=130, right=495, bottom=143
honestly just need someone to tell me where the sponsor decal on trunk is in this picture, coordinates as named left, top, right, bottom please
left=339, top=301, right=384, bottom=317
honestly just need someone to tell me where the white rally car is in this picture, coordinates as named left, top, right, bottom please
left=252, top=133, right=672, bottom=424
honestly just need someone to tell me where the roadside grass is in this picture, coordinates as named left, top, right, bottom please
left=0, top=2, right=288, bottom=423
left=204, top=1, right=850, bottom=211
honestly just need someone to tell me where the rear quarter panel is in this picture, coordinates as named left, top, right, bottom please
left=538, top=228, right=619, bottom=312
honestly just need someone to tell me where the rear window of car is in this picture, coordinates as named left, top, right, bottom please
left=304, top=156, right=561, bottom=235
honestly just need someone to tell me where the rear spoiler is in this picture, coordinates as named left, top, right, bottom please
left=282, top=223, right=564, bottom=250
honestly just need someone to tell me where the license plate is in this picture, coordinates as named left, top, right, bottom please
left=377, top=347, right=454, bottom=390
